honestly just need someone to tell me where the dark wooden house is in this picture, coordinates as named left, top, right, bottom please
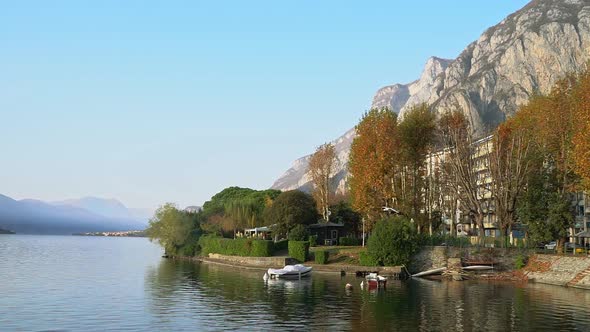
left=309, top=222, right=345, bottom=246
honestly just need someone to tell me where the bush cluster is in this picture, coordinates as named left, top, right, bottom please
left=514, top=254, right=528, bottom=269
left=288, top=241, right=310, bottom=262
left=199, top=236, right=275, bottom=257
left=338, top=236, right=360, bottom=246
left=359, top=251, right=378, bottom=266
left=367, top=217, right=419, bottom=266
left=288, top=224, right=310, bottom=241
left=314, top=250, right=329, bottom=264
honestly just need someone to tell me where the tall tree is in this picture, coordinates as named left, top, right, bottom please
left=398, top=104, right=437, bottom=233
left=224, top=198, right=260, bottom=238
left=511, top=74, right=580, bottom=252
left=308, top=143, right=338, bottom=221
left=572, top=68, right=590, bottom=188
left=437, top=110, right=489, bottom=243
left=348, top=108, right=399, bottom=235
left=488, top=120, right=532, bottom=246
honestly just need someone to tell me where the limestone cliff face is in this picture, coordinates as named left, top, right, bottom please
left=272, top=0, right=590, bottom=193
left=371, top=57, right=452, bottom=113
left=425, top=0, right=590, bottom=132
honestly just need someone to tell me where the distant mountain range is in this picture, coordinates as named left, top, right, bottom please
left=272, top=0, right=590, bottom=193
left=0, top=194, right=152, bottom=235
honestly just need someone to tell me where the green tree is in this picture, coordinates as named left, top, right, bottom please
left=288, top=224, right=309, bottom=241
left=518, top=168, right=574, bottom=252
left=398, top=104, right=436, bottom=233
left=146, top=203, right=201, bottom=256
left=329, top=201, right=362, bottom=237
left=202, top=186, right=281, bottom=237
left=367, top=216, right=418, bottom=266
left=263, top=190, right=318, bottom=238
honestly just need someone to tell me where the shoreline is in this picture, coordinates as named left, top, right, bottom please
left=169, top=252, right=590, bottom=290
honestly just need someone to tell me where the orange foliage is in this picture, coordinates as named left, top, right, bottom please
left=572, top=68, right=590, bottom=188
left=348, top=108, right=399, bottom=231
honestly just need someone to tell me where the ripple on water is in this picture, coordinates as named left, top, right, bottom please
left=1, top=235, right=590, bottom=331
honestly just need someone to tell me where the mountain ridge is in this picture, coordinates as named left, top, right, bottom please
left=0, top=194, right=149, bottom=235
left=272, top=0, right=590, bottom=193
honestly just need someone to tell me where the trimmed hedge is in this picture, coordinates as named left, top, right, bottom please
left=339, top=236, right=360, bottom=246
left=314, top=250, right=329, bottom=264
left=199, top=236, right=275, bottom=257
left=251, top=240, right=274, bottom=257
left=288, top=241, right=310, bottom=263
left=359, top=251, right=378, bottom=266
left=309, top=235, right=318, bottom=247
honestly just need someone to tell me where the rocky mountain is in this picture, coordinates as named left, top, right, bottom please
left=272, top=0, right=590, bottom=193
left=272, top=57, right=451, bottom=193
left=0, top=194, right=147, bottom=235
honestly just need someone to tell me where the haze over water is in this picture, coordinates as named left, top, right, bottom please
left=0, top=235, right=589, bottom=331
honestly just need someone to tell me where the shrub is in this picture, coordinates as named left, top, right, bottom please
left=198, top=236, right=274, bottom=257
left=514, top=254, right=528, bottom=269
left=273, top=239, right=289, bottom=251
left=339, top=236, right=360, bottom=246
left=367, top=217, right=419, bottom=266
left=251, top=240, right=274, bottom=257
left=359, top=251, right=378, bottom=266
left=288, top=224, right=310, bottom=241
left=309, top=235, right=318, bottom=247
left=314, top=250, right=329, bottom=264
left=288, top=241, right=310, bottom=263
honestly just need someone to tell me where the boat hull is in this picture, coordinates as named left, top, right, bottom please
left=267, top=264, right=313, bottom=279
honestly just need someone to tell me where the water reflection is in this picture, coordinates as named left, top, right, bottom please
left=145, top=260, right=590, bottom=331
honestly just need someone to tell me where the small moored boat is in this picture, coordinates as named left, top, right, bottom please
left=267, top=264, right=312, bottom=279
left=365, top=272, right=387, bottom=288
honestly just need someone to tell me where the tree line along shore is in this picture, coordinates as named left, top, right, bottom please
left=146, top=66, right=590, bottom=271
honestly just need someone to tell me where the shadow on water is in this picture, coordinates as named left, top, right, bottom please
left=144, top=259, right=590, bottom=331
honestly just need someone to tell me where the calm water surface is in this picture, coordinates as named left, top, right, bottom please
left=1, top=235, right=590, bottom=331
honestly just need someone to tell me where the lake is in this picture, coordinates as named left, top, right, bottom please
left=1, top=235, right=590, bottom=331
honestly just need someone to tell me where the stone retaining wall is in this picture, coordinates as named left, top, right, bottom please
left=208, top=253, right=296, bottom=268
left=525, top=254, right=590, bottom=289
left=409, top=246, right=530, bottom=273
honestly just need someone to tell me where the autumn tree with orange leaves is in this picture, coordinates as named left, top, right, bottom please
left=348, top=108, right=399, bottom=236
left=572, top=68, right=590, bottom=189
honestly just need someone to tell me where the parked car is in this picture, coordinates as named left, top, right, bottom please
left=544, top=241, right=557, bottom=250
left=565, top=242, right=587, bottom=253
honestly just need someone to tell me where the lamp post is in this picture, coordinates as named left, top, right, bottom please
left=362, top=217, right=367, bottom=247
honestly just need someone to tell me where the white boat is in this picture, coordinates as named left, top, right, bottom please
left=411, top=267, right=447, bottom=278
left=365, top=273, right=387, bottom=288
left=461, top=265, right=494, bottom=271
left=267, top=264, right=312, bottom=279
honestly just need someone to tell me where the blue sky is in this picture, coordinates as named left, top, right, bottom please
left=0, top=0, right=530, bottom=209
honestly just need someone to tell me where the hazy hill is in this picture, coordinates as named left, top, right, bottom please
left=0, top=194, right=147, bottom=235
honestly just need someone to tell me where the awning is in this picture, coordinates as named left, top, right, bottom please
left=575, top=230, right=590, bottom=238
left=244, top=226, right=271, bottom=232
left=309, top=222, right=344, bottom=228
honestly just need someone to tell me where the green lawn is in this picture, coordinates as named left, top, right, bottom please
left=309, top=245, right=365, bottom=265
